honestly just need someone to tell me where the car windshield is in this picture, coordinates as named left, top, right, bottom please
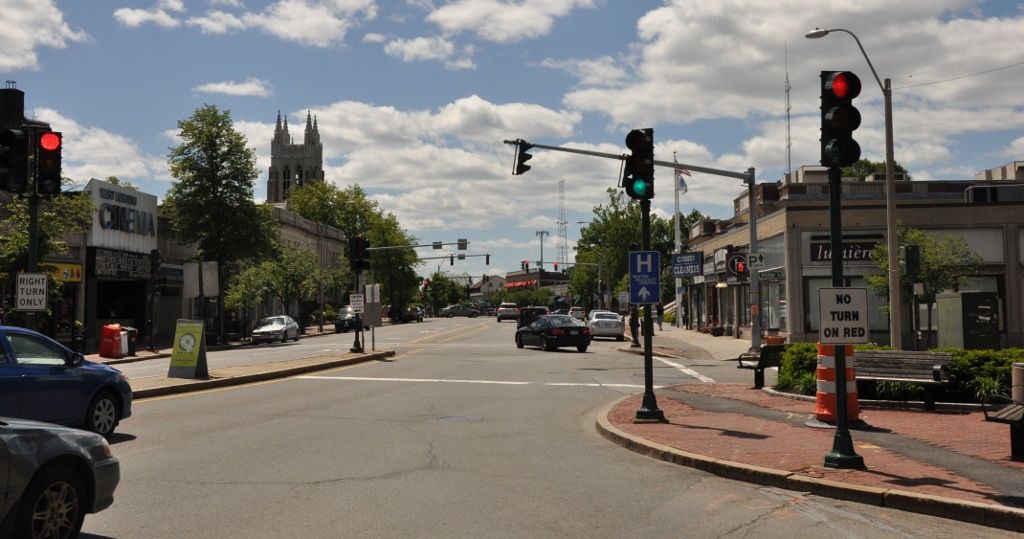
left=548, top=315, right=581, bottom=327
left=594, top=313, right=619, bottom=320
left=258, top=317, right=285, bottom=326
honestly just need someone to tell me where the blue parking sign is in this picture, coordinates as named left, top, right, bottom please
left=629, top=251, right=660, bottom=304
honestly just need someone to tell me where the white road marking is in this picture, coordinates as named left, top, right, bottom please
left=297, top=375, right=657, bottom=389
left=654, top=355, right=715, bottom=383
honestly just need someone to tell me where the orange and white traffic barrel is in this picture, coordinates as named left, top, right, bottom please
left=814, top=343, right=859, bottom=422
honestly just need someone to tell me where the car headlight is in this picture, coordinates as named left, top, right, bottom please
left=116, top=373, right=127, bottom=383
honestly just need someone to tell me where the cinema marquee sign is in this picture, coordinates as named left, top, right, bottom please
left=87, top=178, right=158, bottom=252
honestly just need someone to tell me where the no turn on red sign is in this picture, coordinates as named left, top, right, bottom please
left=818, top=287, right=869, bottom=344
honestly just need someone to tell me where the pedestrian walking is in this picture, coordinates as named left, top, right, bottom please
left=656, top=303, right=664, bottom=331
left=628, top=306, right=640, bottom=347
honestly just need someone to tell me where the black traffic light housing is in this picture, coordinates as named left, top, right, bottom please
left=0, top=128, right=28, bottom=193
left=514, top=139, right=533, bottom=175
left=820, top=71, right=862, bottom=168
left=349, top=236, right=370, bottom=272
left=36, top=131, right=62, bottom=196
left=901, top=245, right=921, bottom=279
left=623, top=128, right=654, bottom=200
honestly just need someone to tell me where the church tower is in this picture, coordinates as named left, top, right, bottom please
left=266, top=110, right=324, bottom=203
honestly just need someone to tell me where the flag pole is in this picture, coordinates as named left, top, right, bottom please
left=673, top=151, right=682, bottom=328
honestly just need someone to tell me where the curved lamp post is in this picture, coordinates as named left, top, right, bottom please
left=806, top=27, right=902, bottom=350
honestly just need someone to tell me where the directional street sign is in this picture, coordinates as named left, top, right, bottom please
left=747, top=252, right=766, bottom=270
left=629, top=251, right=660, bottom=305
left=16, top=273, right=47, bottom=312
left=350, top=294, right=365, bottom=314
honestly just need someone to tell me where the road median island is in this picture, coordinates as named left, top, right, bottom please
left=132, top=350, right=395, bottom=399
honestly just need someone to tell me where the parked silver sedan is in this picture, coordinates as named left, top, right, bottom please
left=251, top=315, right=300, bottom=344
left=587, top=311, right=625, bottom=341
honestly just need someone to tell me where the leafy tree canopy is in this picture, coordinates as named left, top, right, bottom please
left=840, top=159, right=911, bottom=181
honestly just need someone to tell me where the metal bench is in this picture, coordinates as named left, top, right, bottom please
left=853, top=350, right=952, bottom=410
left=737, top=344, right=788, bottom=389
left=983, top=396, right=1024, bottom=461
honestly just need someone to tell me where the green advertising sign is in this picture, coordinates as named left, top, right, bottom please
left=168, top=319, right=209, bottom=378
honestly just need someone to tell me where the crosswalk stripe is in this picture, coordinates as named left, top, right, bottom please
left=296, top=375, right=658, bottom=389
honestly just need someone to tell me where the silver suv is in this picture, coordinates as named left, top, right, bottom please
left=496, top=303, right=519, bottom=322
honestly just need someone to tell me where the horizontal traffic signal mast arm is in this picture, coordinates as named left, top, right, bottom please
left=503, top=139, right=754, bottom=184
left=366, top=240, right=469, bottom=252
left=418, top=253, right=489, bottom=261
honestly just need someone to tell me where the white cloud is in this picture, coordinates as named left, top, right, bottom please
left=426, top=0, right=596, bottom=44
left=241, top=0, right=377, bottom=47
left=540, top=56, right=628, bottom=87
left=31, top=108, right=169, bottom=183
left=1005, top=136, right=1024, bottom=157
left=210, top=0, right=244, bottom=7
left=384, top=36, right=454, bottom=62
left=192, top=77, right=273, bottom=97
left=362, top=32, right=386, bottom=43
left=0, top=1, right=89, bottom=70
left=186, top=11, right=246, bottom=33
left=113, top=2, right=182, bottom=28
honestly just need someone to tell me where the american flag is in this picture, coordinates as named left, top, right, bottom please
left=674, top=156, right=690, bottom=194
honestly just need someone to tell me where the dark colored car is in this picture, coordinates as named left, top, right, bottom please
left=392, top=306, right=424, bottom=323
left=0, top=417, right=120, bottom=537
left=440, top=304, right=480, bottom=318
left=0, top=326, right=133, bottom=438
left=516, top=306, right=549, bottom=328
left=515, top=314, right=592, bottom=352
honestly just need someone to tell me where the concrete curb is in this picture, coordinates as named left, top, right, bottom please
left=133, top=350, right=395, bottom=399
left=100, top=330, right=341, bottom=366
left=595, top=395, right=1024, bottom=533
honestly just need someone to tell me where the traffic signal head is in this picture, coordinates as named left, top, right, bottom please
left=485, top=254, right=490, bottom=265
left=0, top=128, right=28, bottom=193
left=514, top=140, right=533, bottom=175
left=349, top=236, right=370, bottom=272
left=450, top=255, right=454, bottom=266
left=36, top=131, right=62, bottom=196
left=902, top=244, right=921, bottom=279
left=623, top=128, right=654, bottom=200
left=820, top=71, right=862, bottom=168
left=553, top=262, right=558, bottom=271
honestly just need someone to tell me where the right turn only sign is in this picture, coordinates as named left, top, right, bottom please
left=818, top=287, right=869, bottom=344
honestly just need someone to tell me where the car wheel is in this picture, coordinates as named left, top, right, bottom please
left=334, top=327, right=340, bottom=334
left=577, top=345, right=588, bottom=353
left=281, top=333, right=287, bottom=343
left=14, top=465, right=87, bottom=539
left=515, top=335, right=524, bottom=349
left=85, top=390, right=119, bottom=438
left=617, top=335, right=625, bottom=341
left=542, top=337, right=556, bottom=351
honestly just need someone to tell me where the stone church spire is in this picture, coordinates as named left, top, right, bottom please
left=304, top=110, right=314, bottom=142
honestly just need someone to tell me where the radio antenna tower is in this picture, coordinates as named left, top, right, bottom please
left=557, top=179, right=569, bottom=267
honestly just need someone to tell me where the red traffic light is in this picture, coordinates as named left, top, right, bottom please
left=826, top=72, right=861, bottom=100
left=40, top=132, right=62, bottom=151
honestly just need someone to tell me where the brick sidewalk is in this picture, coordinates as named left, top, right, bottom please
left=603, top=383, right=1024, bottom=530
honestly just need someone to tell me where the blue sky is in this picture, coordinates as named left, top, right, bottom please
left=3, top=1, right=1024, bottom=280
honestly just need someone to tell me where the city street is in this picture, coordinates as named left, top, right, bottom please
left=82, top=318, right=1005, bottom=537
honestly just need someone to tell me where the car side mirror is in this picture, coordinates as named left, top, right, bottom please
left=69, top=353, right=85, bottom=367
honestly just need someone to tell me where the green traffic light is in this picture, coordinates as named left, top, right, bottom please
left=632, top=177, right=649, bottom=197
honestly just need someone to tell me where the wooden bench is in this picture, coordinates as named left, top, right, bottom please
left=982, top=397, right=1024, bottom=461
left=737, top=344, right=788, bottom=389
left=853, top=350, right=952, bottom=410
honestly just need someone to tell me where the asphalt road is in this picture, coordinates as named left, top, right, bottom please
left=82, top=317, right=1006, bottom=538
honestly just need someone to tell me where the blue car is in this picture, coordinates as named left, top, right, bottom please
left=0, top=326, right=132, bottom=438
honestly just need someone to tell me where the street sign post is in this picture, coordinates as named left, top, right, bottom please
left=15, top=272, right=47, bottom=312
left=747, top=252, right=767, bottom=269
left=818, top=287, right=869, bottom=344
left=629, top=251, right=660, bottom=305
left=617, top=291, right=630, bottom=306
left=350, top=294, right=365, bottom=314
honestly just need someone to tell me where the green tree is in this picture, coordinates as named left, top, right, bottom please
left=289, top=183, right=420, bottom=312
left=572, top=189, right=673, bottom=309
left=865, top=225, right=983, bottom=347
left=0, top=188, right=93, bottom=281
left=163, top=104, right=277, bottom=338
left=840, top=159, right=911, bottom=181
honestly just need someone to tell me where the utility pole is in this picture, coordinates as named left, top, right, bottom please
left=536, top=230, right=548, bottom=268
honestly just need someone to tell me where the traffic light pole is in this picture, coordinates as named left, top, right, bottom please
left=26, top=191, right=39, bottom=331
left=635, top=198, right=667, bottom=423
left=824, top=166, right=864, bottom=469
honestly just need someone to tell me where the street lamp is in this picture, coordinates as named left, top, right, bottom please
left=806, top=27, right=902, bottom=350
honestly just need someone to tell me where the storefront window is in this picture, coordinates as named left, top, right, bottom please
left=762, top=280, right=787, bottom=332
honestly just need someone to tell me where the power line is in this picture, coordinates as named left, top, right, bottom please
left=895, top=58, right=1024, bottom=90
